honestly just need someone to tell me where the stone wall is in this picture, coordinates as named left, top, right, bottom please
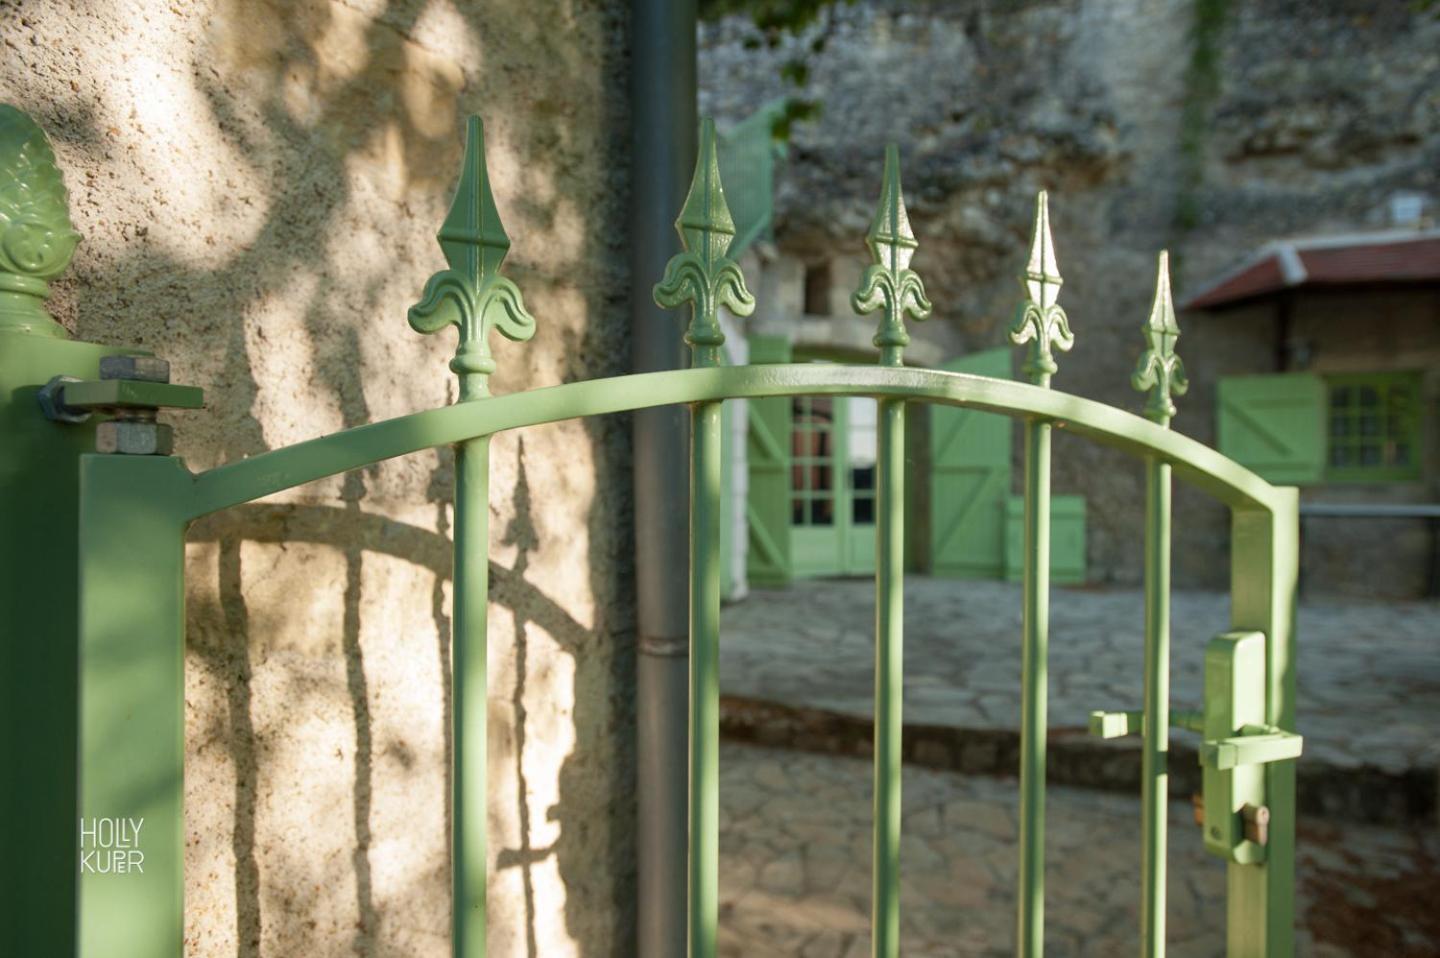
left=2, top=0, right=634, bottom=954
left=701, top=0, right=1440, bottom=591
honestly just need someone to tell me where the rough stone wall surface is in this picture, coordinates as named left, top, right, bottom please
left=3, top=0, right=634, bottom=954
left=701, top=0, right=1440, bottom=590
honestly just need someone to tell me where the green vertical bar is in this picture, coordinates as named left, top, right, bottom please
left=454, top=436, right=490, bottom=958
left=872, top=397, right=905, bottom=958
left=689, top=400, right=722, bottom=958
left=1227, top=495, right=1300, bottom=957
left=1141, top=459, right=1172, bottom=957
left=77, top=455, right=193, bottom=958
left=1017, top=418, right=1051, bottom=958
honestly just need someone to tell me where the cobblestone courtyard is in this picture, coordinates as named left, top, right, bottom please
left=721, top=578, right=1439, bottom=779
left=716, top=579, right=1440, bottom=955
left=719, top=744, right=1440, bottom=957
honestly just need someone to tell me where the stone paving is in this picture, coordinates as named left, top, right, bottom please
left=720, top=578, right=1440, bottom=777
left=718, top=743, right=1440, bottom=957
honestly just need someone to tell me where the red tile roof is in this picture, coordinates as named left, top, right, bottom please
left=1182, top=231, right=1440, bottom=310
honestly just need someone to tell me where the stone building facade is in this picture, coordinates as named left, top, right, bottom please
left=2, top=0, right=635, bottom=954
left=701, top=0, right=1440, bottom=596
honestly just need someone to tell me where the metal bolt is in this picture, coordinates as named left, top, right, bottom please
left=99, top=354, right=170, bottom=383
left=96, top=420, right=173, bottom=456
left=1241, top=804, right=1270, bottom=846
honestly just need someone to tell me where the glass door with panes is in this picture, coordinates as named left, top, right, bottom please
left=791, top=394, right=877, bottom=577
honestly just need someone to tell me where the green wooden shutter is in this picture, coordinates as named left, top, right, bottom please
left=1216, top=374, right=1326, bottom=484
left=717, top=100, right=786, bottom=259
left=929, top=348, right=1012, bottom=578
left=1004, top=494, right=1087, bottom=585
left=746, top=334, right=792, bottom=586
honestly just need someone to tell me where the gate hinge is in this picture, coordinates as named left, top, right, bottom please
left=37, top=354, right=203, bottom=455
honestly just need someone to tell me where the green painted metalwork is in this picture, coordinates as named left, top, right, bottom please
left=453, top=435, right=490, bottom=958
left=77, top=454, right=191, bottom=958
left=0, top=107, right=74, bottom=958
left=409, top=116, right=536, bottom=401
left=653, top=117, right=755, bottom=958
left=0, top=104, right=79, bottom=339
left=1008, top=191, right=1069, bottom=958
left=1008, top=191, right=1072, bottom=388
left=34, top=104, right=1305, bottom=958
left=59, top=378, right=205, bottom=411
left=654, top=117, right=756, bottom=368
left=1135, top=251, right=1183, bottom=958
left=406, top=114, right=538, bottom=958
left=852, top=144, right=932, bottom=368
left=1132, top=251, right=1189, bottom=425
left=1002, top=494, right=1086, bottom=585
left=851, top=143, right=930, bottom=958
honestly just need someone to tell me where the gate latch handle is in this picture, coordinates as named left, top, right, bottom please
left=1200, top=723, right=1303, bottom=771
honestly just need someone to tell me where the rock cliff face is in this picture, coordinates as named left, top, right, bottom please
left=702, top=0, right=1440, bottom=589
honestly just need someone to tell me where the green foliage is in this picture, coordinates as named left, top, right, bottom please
left=701, top=0, right=858, bottom=138
left=1174, top=0, right=1231, bottom=233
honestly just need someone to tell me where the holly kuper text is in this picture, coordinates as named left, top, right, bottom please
left=79, top=817, right=144, bottom=874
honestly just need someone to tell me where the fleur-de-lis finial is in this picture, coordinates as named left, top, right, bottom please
left=409, top=116, right=536, bottom=401
left=1008, top=191, right=1074, bottom=386
left=653, top=117, right=755, bottom=368
left=1132, top=250, right=1189, bottom=424
left=851, top=144, right=932, bottom=366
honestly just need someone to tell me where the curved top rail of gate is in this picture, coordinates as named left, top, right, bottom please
left=175, top=363, right=1283, bottom=521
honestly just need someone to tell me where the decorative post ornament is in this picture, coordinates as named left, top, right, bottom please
left=0, top=104, right=80, bottom=338
left=409, top=116, right=536, bottom=401
left=1008, top=191, right=1074, bottom=386
left=653, top=117, right=755, bottom=368
left=852, top=144, right=932, bottom=366
left=1132, top=250, right=1189, bottom=425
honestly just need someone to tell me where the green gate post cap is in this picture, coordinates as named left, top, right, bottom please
left=0, top=104, right=81, bottom=338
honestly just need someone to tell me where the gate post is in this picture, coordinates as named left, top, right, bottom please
left=0, top=104, right=118, bottom=958
left=76, top=455, right=193, bottom=958
left=1227, top=492, right=1300, bottom=957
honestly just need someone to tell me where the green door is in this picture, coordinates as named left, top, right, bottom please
left=790, top=394, right=878, bottom=577
left=746, top=335, right=792, bottom=586
left=1216, top=373, right=1326, bottom=484
left=930, top=348, right=1013, bottom=577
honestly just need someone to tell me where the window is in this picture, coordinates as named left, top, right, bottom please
left=791, top=395, right=835, bottom=526
left=1325, top=372, right=1422, bottom=481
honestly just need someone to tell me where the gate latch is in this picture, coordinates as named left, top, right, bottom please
left=1088, top=630, right=1301, bottom=865
left=1198, top=630, right=1302, bottom=865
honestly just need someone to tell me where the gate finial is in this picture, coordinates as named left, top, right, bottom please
left=1132, top=251, right=1188, bottom=424
left=0, top=104, right=80, bottom=339
left=409, top=116, right=536, bottom=401
left=1008, top=191, right=1074, bottom=386
left=851, top=144, right=932, bottom=367
left=653, top=117, right=755, bottom=368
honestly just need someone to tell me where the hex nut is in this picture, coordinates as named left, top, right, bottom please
left=96, top=420, right=174, bottom=456
left=99, top=355, right=170, bottom=383
left=36, top=375, right=92, bottom=423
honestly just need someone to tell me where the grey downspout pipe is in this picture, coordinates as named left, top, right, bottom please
left=631, top=2, right=697, bottom=956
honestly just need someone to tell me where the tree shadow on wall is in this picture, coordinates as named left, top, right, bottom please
left=15, top=0, right=635, bottom=953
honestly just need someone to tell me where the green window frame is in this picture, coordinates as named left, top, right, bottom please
left=1324, top=371, right=1423, bottom=482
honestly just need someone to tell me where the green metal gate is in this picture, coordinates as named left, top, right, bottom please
left=2, top=108, right=1303, bottom=957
